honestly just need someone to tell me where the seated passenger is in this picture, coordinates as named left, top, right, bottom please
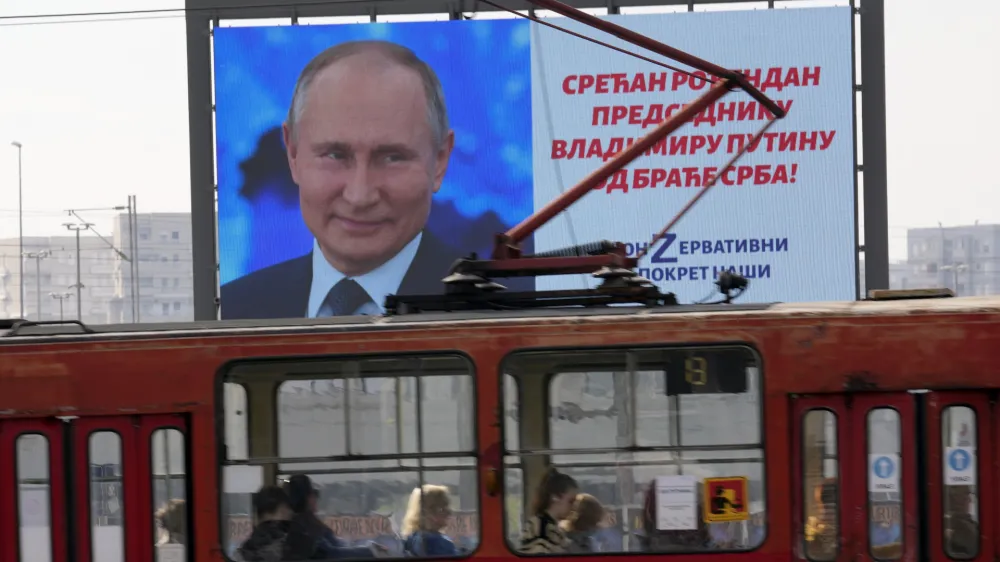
left=284, top=475, right=386, bottom=559
left=238, top=485, right=295, bottom=562
left=155, top=498, right=186, bottom=545
left=944, top=485, right=979, bottom=558
left=518, top=468, right=579, bottom=554
left=560, top=494, right=605, bottom=553
left=401, top=484, right=459, bottom=557
left=637, top=479, right=711, bottom=552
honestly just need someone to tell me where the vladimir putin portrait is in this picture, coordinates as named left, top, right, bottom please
left=220, top=40, right=469, bottom=320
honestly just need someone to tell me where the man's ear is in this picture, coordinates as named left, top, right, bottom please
left=431, top=130, right=455, bottom=194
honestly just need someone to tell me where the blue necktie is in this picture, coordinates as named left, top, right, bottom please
left=317, top=279, right=372, bottom=317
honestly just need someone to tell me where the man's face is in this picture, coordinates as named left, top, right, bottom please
left=284, top=52, right=454, bottom=276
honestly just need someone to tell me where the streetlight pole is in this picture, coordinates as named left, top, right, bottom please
left=11, top=141, right=23, bottom=318
left=49, top=292, right=71, bottom=321
left=63, top=223, right=92, bottom=321
left=22, top=250, right=50, bottom=320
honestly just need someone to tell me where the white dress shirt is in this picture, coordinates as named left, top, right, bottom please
left=306, top=232, right=422, bottom=317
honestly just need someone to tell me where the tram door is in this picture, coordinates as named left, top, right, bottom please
left=0, top=415, right=188, bottom=562
left=791, top=392, right=994, bottom=562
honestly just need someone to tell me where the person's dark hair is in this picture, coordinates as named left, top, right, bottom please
left=253, top=485, right=291, bottom=519
left=284, top=474, right=318, bottom=514
left=531, top=468, right=578, bottom=516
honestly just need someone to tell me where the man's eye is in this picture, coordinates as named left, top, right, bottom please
left=383, top=153, right=406, bottom=163
left=326, top=152, right=348, bottom=161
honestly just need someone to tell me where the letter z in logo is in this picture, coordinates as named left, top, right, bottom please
left=650, top=233, right=678, bottom=263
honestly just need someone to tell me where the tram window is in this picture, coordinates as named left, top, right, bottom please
left=503, top=346, right=764, bottom=555
left=89, top=431, right=124, bottom=562
left=866, top=409, right=902, bottom=561
left=16, top=434, right=52, bottom=562
left=941, top=406, right=979, bottom=560
left=222, top=354, right=479, bottom=559
left=801, top=409, right=839, bottom=562
left=152, top=428, right=187, bottom=561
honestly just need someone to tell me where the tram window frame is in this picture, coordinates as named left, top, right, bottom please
left=865, top=408, right=903, bottom=562
left=150, top=427, right=189, bottom=561
left=218, top=352, right=481, bottom=561
left=88, top=430, right=126, bottom=562
left=501, top=344, right=766, bottom=556
left=800, top=408, right=840, bottom=562
left=940, top=405, right=979, bottom=561
left=14, top=432, right=53, bottom=562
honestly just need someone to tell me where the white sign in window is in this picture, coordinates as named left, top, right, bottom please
left=655, top=475, right=698, bottom=531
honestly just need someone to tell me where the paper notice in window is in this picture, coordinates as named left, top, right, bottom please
left=655, top=475, right=698, bottom=531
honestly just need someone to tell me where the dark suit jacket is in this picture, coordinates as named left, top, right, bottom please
left=219, top=231, right=532, bottom=320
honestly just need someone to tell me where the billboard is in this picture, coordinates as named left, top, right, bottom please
left=213, top=7, right=855, bottom=320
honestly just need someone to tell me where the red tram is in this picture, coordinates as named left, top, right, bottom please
left=0, top=290, right=998, bottom=562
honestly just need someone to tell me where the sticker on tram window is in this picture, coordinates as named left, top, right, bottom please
left=702, top=476, right=750, bottom=523
left=665, top=348, right=751, bottom=396
left=868, top=454, right=900, bottom=493
left=944, top=446, right=977, bottom=486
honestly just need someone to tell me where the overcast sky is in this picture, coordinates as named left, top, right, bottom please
left=0, top=0, right=996, bottom=261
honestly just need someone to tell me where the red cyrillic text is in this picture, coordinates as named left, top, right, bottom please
left=592, top=99, right=793, bottom=128
left=563, top=67, right=821, bottom=95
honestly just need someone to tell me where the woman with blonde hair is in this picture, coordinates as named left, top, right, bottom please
left=402, top=484, right=459, bottom=557
left=560, top=494, right=605, bottom=552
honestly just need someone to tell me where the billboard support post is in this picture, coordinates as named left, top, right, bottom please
left=860, top=0, right=889, bottom=294
left=187, top=14, right=220, bottom=321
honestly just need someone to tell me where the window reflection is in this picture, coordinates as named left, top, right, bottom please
left=867, top=409, right=902, bottom=560
left=802, top=410, right=838, bottom=561
left=17, top=434, right=52, bottom=562
left=941, top=406, right=979, bottom=560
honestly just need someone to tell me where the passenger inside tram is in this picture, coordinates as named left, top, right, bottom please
left=804, top=479, right=838, bottom=560
left=637, top=479, right=712, bottom=552
left=944, top=485, right=979, bottom=558
left=284, top=474, right=389, bottom=559
left=155, top=498, right=187, bottom=545
left=559, top=493, right=606, bottom=553
left=518, top=468, right=580, bottom=554
left=237, top=485, right=295, bottom=562
left=401, top=484, right=460, bottom=557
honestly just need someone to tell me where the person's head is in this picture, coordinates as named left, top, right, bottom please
left=282, top=40, right=455, bottom=277
left=531, top=468, right=579, bottom=520
left=560, top=493, right=605, bottom=534
left=155, top=499, right=186, bottom=543
left=253, top=485, right=293, bottom=522
left=284, top=474, right=320, bottom=514
left=401, top=484, right=453, bottom=536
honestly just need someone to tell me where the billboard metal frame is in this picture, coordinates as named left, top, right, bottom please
left=186, top=0, right=887, bottom=319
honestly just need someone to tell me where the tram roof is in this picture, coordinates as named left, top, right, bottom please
left=1, top=293, right=998, bottom=345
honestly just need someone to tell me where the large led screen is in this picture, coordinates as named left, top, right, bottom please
left=213, top=7, right=855, bottom=320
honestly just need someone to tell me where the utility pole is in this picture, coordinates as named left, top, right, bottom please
left=65, top=205, right=133, bottom=323
left=129, top=195, right=140, bottom=322
left=49, top=292, right=71, bottom=321
left=11, top=141, right=23, bottom=318
left=64, top=223, right=93, bottom=321
left=22, top=250, right=50, bottom=320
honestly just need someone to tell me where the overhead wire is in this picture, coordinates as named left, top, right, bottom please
left=0, top=0, right=713, bottom=85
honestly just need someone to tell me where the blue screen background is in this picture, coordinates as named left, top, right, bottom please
left=213, top=19, right=533, bottom=284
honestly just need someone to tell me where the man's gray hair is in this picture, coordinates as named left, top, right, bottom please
left=285, top=40, right=450, bottom=147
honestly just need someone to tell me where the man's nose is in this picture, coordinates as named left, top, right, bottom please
left=341, top=162, right=380, bottom=207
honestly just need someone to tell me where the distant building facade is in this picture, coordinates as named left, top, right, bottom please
left=0, top=213, right=194, bottom=324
